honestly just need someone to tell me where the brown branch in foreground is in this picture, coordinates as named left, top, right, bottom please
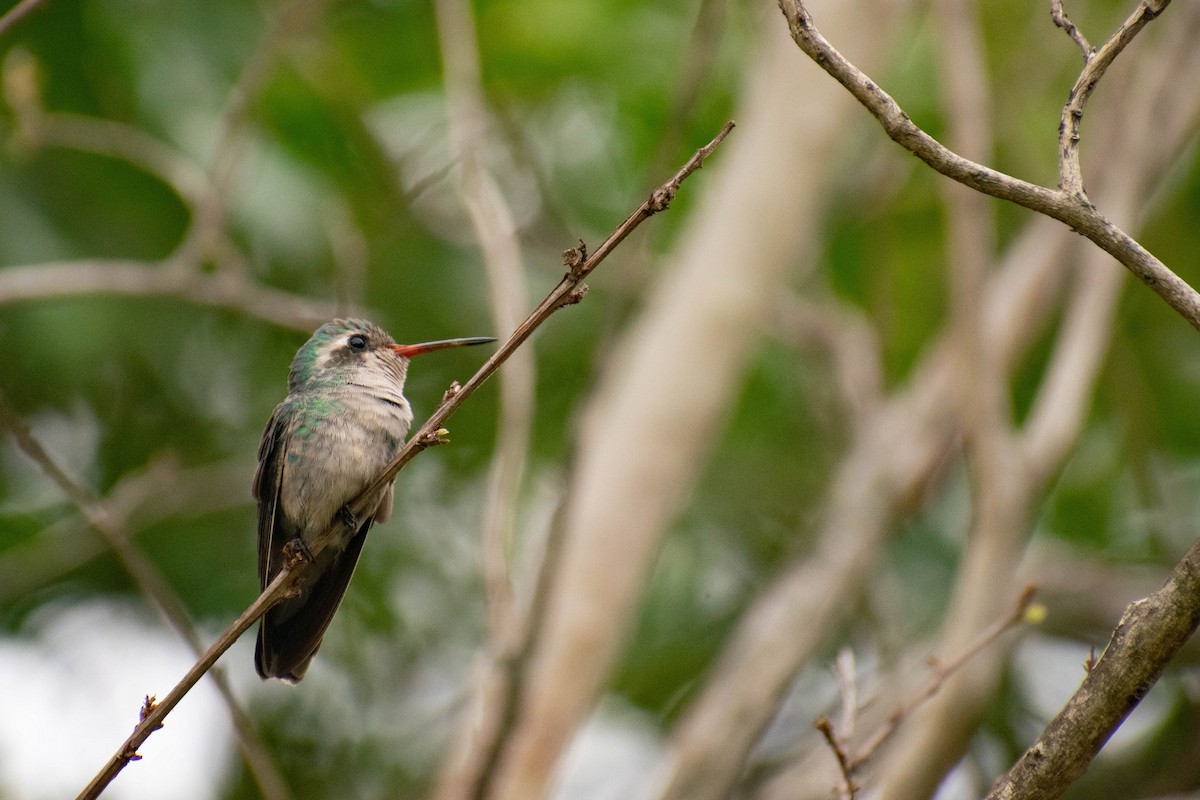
left=74, top=120, right=734, bottom=800
left=775, top=0, right=1200, bottom=331
left=986, top=544, right=1200, bottom=800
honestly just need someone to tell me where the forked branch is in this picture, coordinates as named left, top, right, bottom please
left=776, top=0, right=1200, bottom=330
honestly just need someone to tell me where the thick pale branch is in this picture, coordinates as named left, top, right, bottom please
left=0, top=458, right=253, bottom=603
left=766, top=2, right=1200, bottom=797
left=177, top=0, right=329, bottom=270
left=434, top=0, right=534, bottom=646
left=353, top=121, right=734, bottom=514
left=0, top=260, right=341, bottom=332
left=10, top=110, right=211, bottom=206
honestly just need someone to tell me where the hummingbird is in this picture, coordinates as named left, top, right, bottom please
left=254, top=318, right=494, bottom=682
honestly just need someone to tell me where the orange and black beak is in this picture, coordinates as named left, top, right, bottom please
left=390, top=337, right=496, bottom=359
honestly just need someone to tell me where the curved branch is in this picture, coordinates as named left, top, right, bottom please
left=434, top=0, right=534, bottom=646
left=776, top=0, right=1200, bottom=331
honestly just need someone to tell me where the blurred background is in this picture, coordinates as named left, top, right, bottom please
left=2, top=0, right=1200, bottom=798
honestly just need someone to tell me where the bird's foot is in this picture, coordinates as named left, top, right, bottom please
left=282, top=537, right=314, bottom=567
left=338, top=504, right=359, bottom=531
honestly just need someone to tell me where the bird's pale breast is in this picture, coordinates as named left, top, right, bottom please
left=279, top=386, right=412, bottom=547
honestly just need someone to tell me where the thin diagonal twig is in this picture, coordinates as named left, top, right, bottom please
left=813, top=589, right=1037, bottom=797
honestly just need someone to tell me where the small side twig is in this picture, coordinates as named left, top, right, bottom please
left=1051, top=0, right=1095, bottom=60
left=814, top=717, right=857, bottom=800
left=1057, top=0, right=1169, bottom=198
left=74, top=121, right=734, bottom=800
left=852, top=586, right=1038, bottom=770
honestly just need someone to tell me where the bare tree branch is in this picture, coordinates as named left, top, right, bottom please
left=428, top=1, right=540, bottom=795
left=665, top=2, right=1200, bottom=789
left=478, top=10, right=903, bottom=797
left=866, top=6, right=1030, bottom=791
left=1057, top=0, right=1169, bottom=198
left=816, top=588, right=1037, bottom=797
left=0, top=457, right=253, bottom=603
left=175, top=0, right=330, bottom=273
left=776, top=0, right=1200, bottom=331
left=754, top=2, right=1200, bottom=798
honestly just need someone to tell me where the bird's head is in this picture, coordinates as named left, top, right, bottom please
left=288, top=318, right=494, bottom=392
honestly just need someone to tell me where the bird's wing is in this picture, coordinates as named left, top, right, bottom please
left=253, top=404, right=292, bottom=589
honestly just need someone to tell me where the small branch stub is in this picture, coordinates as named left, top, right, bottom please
left=138, top=695, right=161, bottom=726
left=563, top=284, right=589, bottom=306
left=123, top=696, right=163, bottom=762
left=563, top=239, right=588, bottom=279
left=281, top=538, right=313, bottom=568
left=419, top=428, right=452, bottom=447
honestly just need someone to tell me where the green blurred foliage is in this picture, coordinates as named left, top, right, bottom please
left=1, top=0, right=1199, bottom=797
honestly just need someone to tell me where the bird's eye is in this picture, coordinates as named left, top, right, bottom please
left=348, top=334, right=367, bottom=350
